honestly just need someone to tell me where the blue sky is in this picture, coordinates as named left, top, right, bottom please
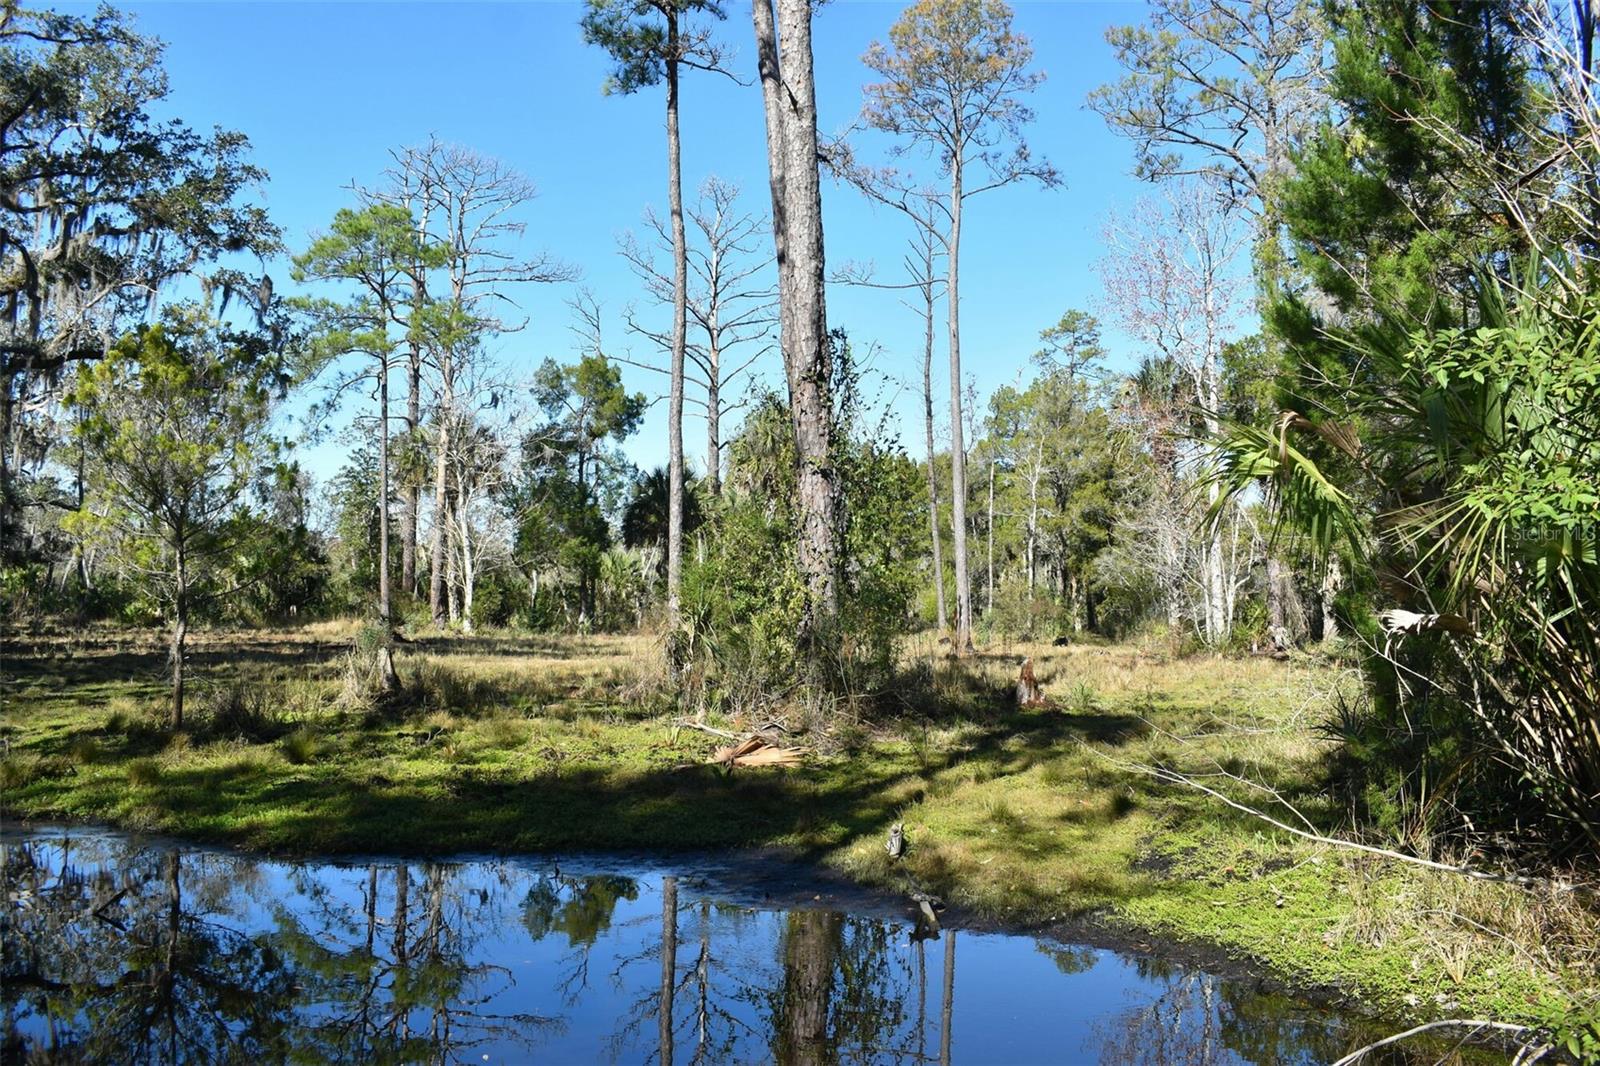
left=119, top=0, right=1154, bottom=484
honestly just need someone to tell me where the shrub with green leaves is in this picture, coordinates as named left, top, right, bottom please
left=1218, top=267, right=1600, bottom=854
left=681, top=344, right=924, bottom=715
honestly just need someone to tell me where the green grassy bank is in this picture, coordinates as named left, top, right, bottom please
left=2, top=624, right=1594, bottom=1036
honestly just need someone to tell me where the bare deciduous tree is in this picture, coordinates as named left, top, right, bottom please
left=619, top=176, right=775, bottom=497
left=1100, top=181, right=1249, bottom=644
left=1088, top=0, right=1328, bottom=225
left=370, top=139, right=574, bottom=627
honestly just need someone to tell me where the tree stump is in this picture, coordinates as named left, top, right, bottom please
left=1016, top=657, right=1046, bottom=708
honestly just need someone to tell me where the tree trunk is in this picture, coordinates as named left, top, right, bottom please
left=1202, top=399, right=1227, bottom=644
left=922, top=280, right=947, bottom=632
left=379, top=355, right=391, bottom=625
left=73, top=440, right=89, bottom=597
left=445, top=486, right=461, bottom=625
left=939, top=931, right=955, bottom=1066
left=1025, top=452, right=1041, bottom=595
left=986, top=455, right=995, bottom=616
left=704, top=197, right=724, bottom=500
left=456, top=469, right=476, bottom=633
left=376, top=348, right=399, bottom=690
left=659, top=875, right=678, bottom=1066
left=0, top=378, right=12, bottom=547
left=947, top=160, right=973, bottom=653
left=1207, top=521, right=1227, bottom=644
left=1321, top=555, right=1342, bottom=642
left=666, top=24, right=687, bottom=627
left=753, top=0, right=839, bottom=657
left=403, top=204, right=431, bottom=599
left=1266, top=553, right=1288, bottom=634
left=777, top=909, right=839, bottom=1066
left=1265, top=550, right=1306, bottom=646
left=429, top=361, right=452, bottom=627
left=706, top=367, right=721, bottom=498
left=170, top=545, right=187, bottom=728
left=403, top=340, right=420, bottom=598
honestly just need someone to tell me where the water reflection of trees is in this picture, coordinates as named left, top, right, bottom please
left=271, top=859, right=557, bottom=1061
left=4, top=834, right=1467, bottom=1066
left=1, top=838, right=552, bottom=1064
left=2, top=838, right=295, bottom=1062
left=520, top=869, right=640, bottom=1001
left=1090, top=956, right=1492, bottom=1066
left=513, top=872, right=958, bottom=1065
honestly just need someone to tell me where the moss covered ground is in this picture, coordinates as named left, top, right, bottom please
left=2, top=623, right=1594, bottom=1032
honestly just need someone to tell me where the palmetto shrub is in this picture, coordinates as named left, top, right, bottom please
left=1217, top=266, right=1600, bottom=856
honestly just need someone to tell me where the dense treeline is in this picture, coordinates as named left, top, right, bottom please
left=2, top=0, right=1597, bottom=861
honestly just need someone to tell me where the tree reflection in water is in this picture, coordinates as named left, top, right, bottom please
left=268, top=856, right=557, bottom=1060
left=1088, top=956, right=1495, bottom=1066
left=2, top=830, right=1497, bottom=1065
left=2, top=840, right=295, bottom=1063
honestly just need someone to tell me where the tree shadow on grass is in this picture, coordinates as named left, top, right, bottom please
left=114, top=693, right=1157, bottom=899
left=4, top=640, right=340, bottom=695
left=401, top=634, right=628, bottom=660
left=9, top=631, right=1319, bottom=915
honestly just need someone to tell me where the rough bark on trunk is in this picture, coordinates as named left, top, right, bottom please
left=666, top=19, right=687, bottom=626
left=1265, top=550, right=1306, bottom=646
left=445, top=485, right=461, bottom=625
left=986, top=455, right=995, bottom=615
left=1208, top=519, right=1227, bottom=644
left=1203, top=406, right=1227, bottom=645
left=753, top=0, right=839, bottom=655
left=0, top=381, right=12, bottom=545
left=402, top=197, right=431, bottom=601
left=456, top=479, right=476, bottom=633
left=1321, top=555, right=1342, bottom=642
left=379, top=358, right=391, bottom=626
left=73, top=443, right=88, bottom=596
left=706, top=368, right=721, bottom=498
left=1267, top=553, right=1288, bottom=634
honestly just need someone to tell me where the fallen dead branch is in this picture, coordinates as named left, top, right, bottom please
left=673, top=719, right=742, bottom=741
left=1329, top=1019, right=1546, bottom=1066
left=1084, top=745, right=1587, bottom=895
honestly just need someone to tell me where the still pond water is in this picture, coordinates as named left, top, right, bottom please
left=2, top=826, right=1494, bottom=1064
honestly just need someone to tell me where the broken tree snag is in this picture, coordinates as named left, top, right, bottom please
left=708, top=735, right=806, bottom=769
left=1015, top=657, right=1046, bottom=708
